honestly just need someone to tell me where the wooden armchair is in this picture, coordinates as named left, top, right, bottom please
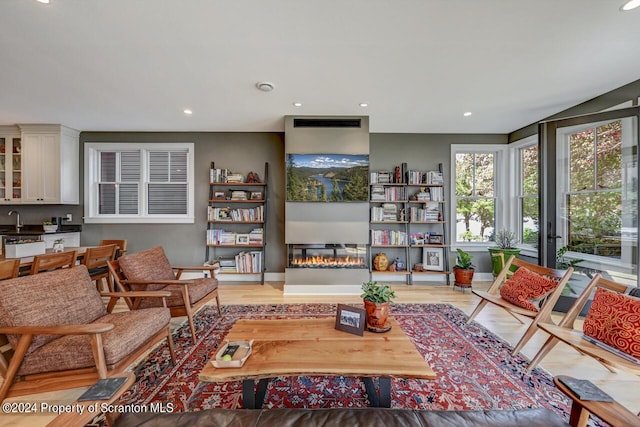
left=82, top=244, right=118, bottom=291
left=0, top=265, right=176, bottom=402
left=0, top=259, right=19, bottom=280
left=108, top=245, right=220, bottom=344
left=30, top=250, right=78, bottom=274
left=467, top=256, right=573, bottom=356
left=527, top=274, right=640, bottom=374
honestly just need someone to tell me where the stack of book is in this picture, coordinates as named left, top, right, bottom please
left=218, top=258, right=237, bottom=272
left=206, top=229, right=237, bottom=245
left=370, top=185, right=386, bottom=201
left=410, top=202, right=439, bottom=222
left=248, top=228, right=264, bottom=245
left=226, top=173, right=244, bottom=183
left=208, top=206, right=264, bottom=222
left=371, top=229, right=408, bottom=246
left=370, top=171, right=391, bottom=184
left=235, top=251, right=263, bottom=273
left=407, top=170, right=426, bottom=184
left=426, top=170, right=444, bottom=184
left=210, top=168, right=230, bottom=183
left=230, top=191, right=248, bottom=200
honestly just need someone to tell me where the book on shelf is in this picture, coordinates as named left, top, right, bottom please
left=230, top=191, right=248, bottom=200
left=226, top=173, right=245, bottom=183
left=370, top=185, right=386, bottom=201
left=370, top=171, right=391, bottom=184
left=427, top=170, right=444, bottom=185
left=210, top=168, right=230, bottom=183
left=371, top=229, right=408, bottom=246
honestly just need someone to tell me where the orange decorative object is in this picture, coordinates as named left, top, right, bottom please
left=364, top=300, right=390, bottom=330
left=372, top=253, right=389, bottom=271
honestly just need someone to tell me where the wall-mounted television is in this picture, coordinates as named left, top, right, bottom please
left=286, top=153, right=369, bottom=202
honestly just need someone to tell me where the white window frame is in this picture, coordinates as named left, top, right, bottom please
left=84, top=142, right=195, bottom=224
left=510, top=136, right=539, bottom=257
left=450, top=144, right=507, bottom=250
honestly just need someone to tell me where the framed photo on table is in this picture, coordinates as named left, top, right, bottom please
left=335, top=304, right=366, bottom=336
left=423, top=247, right=444, bottom=271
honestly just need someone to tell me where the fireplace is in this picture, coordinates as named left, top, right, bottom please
left=288, top=244, right=368, bottom=269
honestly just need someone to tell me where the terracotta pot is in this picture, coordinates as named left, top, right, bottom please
left=363, top=300, right=390, bottom=329
left=453, top=267, right=474, bottom=287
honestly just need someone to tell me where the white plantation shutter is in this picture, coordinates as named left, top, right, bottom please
left=148, top=150, right=188, bottom=215
left=86, top=143, right=194, bottom=223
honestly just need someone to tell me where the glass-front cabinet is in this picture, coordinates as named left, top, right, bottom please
left=0, top=128, right=22, bottom=203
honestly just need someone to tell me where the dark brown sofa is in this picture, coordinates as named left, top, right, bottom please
left=115, top=407, right=568, bottom=426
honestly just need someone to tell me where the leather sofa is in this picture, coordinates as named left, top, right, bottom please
left=115, top=407, right=568, bottom=426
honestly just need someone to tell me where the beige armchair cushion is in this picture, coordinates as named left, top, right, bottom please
left=119, top=246, right=176, bottom=291
left=0, top=266, right=106, bottom=354
left=17, top=307, right=170, bottom=376
left=137, top=278, right=219, bottom=309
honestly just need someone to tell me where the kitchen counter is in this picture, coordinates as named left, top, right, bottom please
left=0, top=224, right=82, bottom=235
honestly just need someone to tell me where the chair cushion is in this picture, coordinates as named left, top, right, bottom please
left=583, top=288, right=640, bottom=359
left=499, top=266, right=558, bottom=312
left=17, top=307, right=171, bottom=376
left=0, top=265, right=106, bottom=354
left=119, top=246, right=175, bottom=291
left=137, top=277, right=218, bottom=309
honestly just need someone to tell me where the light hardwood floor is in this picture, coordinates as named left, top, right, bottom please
left=1, top=281, right=639, bottom=426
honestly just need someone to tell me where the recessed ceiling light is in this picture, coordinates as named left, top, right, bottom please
left=463, top=112, right=473, bottom=117
left=621, top=0, right=640, bottom=10
left=293, top=102, right=303, bottom=107
left=359, top=103, right=368, bottom=107
left=183, top=109, right=193, bottom=115
left=256, top=82, right=275, bottom=92
left=37, top=0, right=50, bottom=3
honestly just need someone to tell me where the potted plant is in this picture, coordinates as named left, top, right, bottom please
left=42, top=221, right=58, bottom=233
left=53, top=238, right=64, bottom=252
left=361, top=281, right=396, bottom=332
left=487, top=229, right=521, bottom=277
left=453, top=248, right=475, bottom=288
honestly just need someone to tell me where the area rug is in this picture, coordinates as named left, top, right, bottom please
left=114, top=303, right=602, bottom=425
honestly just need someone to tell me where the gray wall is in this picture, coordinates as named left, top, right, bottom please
left=78, top=132, right=286, bottom=269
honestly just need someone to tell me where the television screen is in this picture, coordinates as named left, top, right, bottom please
left=286, top=153, right=369, bottom=202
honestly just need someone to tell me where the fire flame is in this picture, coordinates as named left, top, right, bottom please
left=290, top=256, right=365, bottom=267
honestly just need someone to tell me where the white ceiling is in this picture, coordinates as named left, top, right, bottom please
left=0, top=1, right=639, bottom=134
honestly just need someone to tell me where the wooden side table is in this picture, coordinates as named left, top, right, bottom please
left=554, top=375, right=640, bottom=427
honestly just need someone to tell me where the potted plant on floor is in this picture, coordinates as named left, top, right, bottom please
left=487, top=229, right=521, bottom=277
left=361, top=281, right=396, bottom=332
left=453, top=248, right=475, bottom=288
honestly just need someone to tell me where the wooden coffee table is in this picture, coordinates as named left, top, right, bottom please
left=199, top=317, right=435, bottom=408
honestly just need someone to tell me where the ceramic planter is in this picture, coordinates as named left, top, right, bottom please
left=487, top=247, right=521, bottom=277
left=453, top=267, right=474, bottom=287
left=363, top=299, right=390, bottom=330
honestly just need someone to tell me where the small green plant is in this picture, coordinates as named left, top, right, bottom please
left=361, top=281, right=396, bottom=304
left=556, top=245, right=583, bottom=270
left=493, top=229, right=517, bottom=249
left=54, top=238, right=64, bottom=244
left=454, top=248, right=475, bottom=269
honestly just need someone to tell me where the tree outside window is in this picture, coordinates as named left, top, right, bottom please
left=455, top=152, right=495, bottom=243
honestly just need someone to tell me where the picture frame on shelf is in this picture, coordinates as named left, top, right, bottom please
left=236, top=234, right=250, bottom=245
left=250, top=191, right=263, bottom=200
left=423, top=247, right=444, bottom=271
left=213, top=190, right=227, bottom=200
left=428, top=234, right=443, bottom=244
left=334, top=304, right=366, bottom=336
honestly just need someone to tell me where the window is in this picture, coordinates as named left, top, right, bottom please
left=85, top=143, right=194, bottom=223
left=452, top=146, right=503, bottom=244
left=516, top=139, right=539, bottom=247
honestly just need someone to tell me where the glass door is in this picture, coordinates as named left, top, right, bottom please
left=540, top=106, right=639, bottom=289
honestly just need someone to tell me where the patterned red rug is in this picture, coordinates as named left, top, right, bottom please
left=114, top=303, right=599, bottom=425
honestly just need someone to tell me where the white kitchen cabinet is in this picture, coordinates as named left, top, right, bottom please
left=0, top=125, right=23, bottom=204
left=20, top=124, right=79, bottom=204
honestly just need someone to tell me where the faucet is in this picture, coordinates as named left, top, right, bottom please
left=8, top=210, right=22, bottom=232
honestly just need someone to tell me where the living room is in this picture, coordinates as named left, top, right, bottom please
left=1, top=1, right=640, bottom=426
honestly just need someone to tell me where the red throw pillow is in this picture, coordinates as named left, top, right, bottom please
left=583, top=288, right=640, bottom=359
left=499, top=267, right=559, bottom=312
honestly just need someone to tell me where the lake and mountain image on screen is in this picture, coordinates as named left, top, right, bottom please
left=286, top=154, right=369, bottom=202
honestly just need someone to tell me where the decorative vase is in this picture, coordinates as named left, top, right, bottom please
left=395, top=257, right=405, bottom=271
left=453, top=267, right=474, bottom=287
left=487, top=247, right=521, bottom=277
left=363, top=300, right=391, bottom=331
left=373, top=253, right=389, bottom=271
